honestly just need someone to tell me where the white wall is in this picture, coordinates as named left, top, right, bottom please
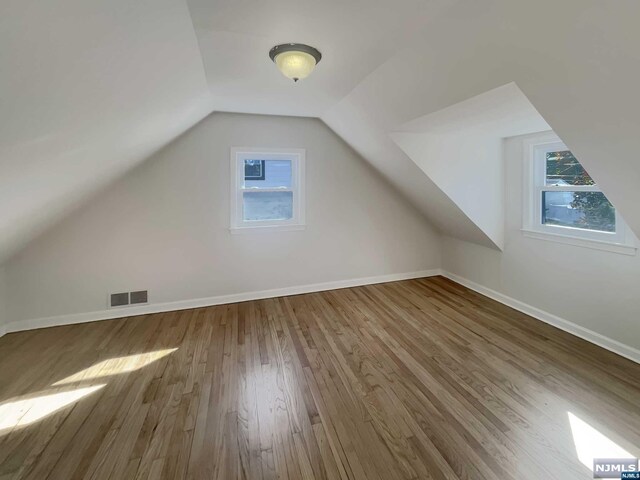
left=392, top=131, right=505, bottom=249
left=390, top=83, right=551, bottom=251
left=442, top=133, right=640, bottom=353
left=3, top=113, right=441, bottom=325
left=0, top=0, right=213, bottom=264
left=322, top=1, right=640, bottom=253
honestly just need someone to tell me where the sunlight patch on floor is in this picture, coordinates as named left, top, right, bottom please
left=0, top=385, right=104, bottom=434
left=568, top=411, right=635, bottom=470
left=53, top=348, right=178, bottom=385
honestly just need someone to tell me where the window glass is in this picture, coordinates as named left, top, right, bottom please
left=243, top=191, right=293, bottom=221
left=542, top=191, right=616, bottom=233
left=545, top=150, right=595, bottom=186
left=522, top=134, right=634, bottom=251
left=244, top=160, right=292, bottom=189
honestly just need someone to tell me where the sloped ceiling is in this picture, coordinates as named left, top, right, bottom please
left=2, top=0, right=640, bottom=264
left=390, top=83, right=550, bottom=249
left=0, top=0, right=214, bottom=264
left=322, top=0, right=640, bottom=248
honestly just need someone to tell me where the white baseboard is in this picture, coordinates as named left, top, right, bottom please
left=441, top=270, right=640, bottom=365
left=2, top=269, right=441, bottom=336
left=4, top=268, right=638, bottom=366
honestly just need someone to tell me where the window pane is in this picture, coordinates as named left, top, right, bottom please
left=542, top=191, right=615, bottom=233
left=244, top=160, right=292, bottom=189
left=243, top=191, right=293, bottom=221
left=545, top=150, right=595, bottom=186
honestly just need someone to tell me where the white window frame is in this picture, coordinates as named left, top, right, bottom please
left=230, top=147, right=306, bottom=234
left=522, top=132, right=636, bottom=255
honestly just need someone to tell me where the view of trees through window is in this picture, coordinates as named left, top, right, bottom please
left=544, top=150, right=616, bottom=232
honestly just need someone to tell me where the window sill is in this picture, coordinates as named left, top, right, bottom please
left=521, top=229, right=637, bottom=256
left=230, top=224, right=306, bottom=235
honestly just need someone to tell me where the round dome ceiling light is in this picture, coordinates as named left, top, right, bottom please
left=269, top=43, right=322, bottom=82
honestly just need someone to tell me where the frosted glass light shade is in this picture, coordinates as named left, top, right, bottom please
left=269, top=44, right=322, bottom=82
left=275, top=51, right=316, bottom=82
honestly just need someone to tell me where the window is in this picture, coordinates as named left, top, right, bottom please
left=230, top=147, right=305, bottom=233
left=523, top=133, right=636, bottom=254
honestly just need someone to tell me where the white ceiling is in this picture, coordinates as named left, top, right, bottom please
left=2, top=0, right=640, bottom=264
left=187, top=0, right=434, bottom=117
left=0, top=0, right=213, bottom=263
left=323, top=0, right=640, bottom=248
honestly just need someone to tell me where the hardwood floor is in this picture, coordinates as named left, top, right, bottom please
left=0, top=276, right=639, bottom=479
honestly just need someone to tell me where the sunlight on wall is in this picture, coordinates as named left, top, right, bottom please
left=568, top=412, right=635, bottom=470
left=53, top=348, right=178, bottom=385
left=0, top=385, right=104, bottom=434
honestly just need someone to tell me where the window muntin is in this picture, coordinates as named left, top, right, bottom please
left=524, top=134, right=632, bottom=247
left=230, top=148, right=305, bottom=232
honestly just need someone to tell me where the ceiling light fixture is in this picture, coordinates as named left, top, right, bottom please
left=269, top=43, right=322, bottom=82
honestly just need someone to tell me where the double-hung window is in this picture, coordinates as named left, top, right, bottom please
left=230, top=147, right=305, bottom=233
left=523, top=132, right=635, bottom=254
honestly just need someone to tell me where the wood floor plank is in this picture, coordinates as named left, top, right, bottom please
left=1, top=277, right=639, bottom=480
